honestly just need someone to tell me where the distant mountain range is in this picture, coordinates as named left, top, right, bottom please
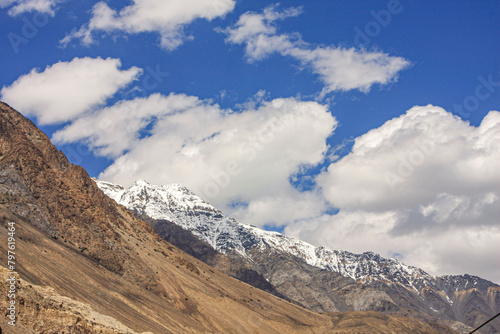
left=1, top=101, right=467, bottom=333
left=96, top=178, right=500, bottom=333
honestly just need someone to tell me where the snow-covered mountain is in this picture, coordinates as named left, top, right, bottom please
left=95, top=179, right=500, bottom=331
left=96, top=179, right=435, bottom=288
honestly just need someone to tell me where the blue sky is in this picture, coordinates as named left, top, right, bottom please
left=1, top=0, right=499, bottom=282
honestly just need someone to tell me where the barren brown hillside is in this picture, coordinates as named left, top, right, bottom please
left=0, top=101, right=456, bottom=333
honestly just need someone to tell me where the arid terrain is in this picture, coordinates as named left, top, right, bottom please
left=0, top=101, right=465, bottom=333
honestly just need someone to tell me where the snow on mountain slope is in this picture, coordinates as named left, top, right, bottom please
left=95, top=179, right=438, bottom=289
left=95, top=178, right=500, bottom=331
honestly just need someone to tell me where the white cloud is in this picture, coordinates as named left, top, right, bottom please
left=53, top=93, right=337, bottom=218
left=61, top=0, right=236, bottom=50
left=284, top=210, right=500, bottom=283
left=52, top=93, right=201, bottom=157
left=223, top=5, right=301, bottom=60
left=288, top=47, right=410, bottom=94
left=419, top=192, right=498, bottom=224
left=0, top=57, right=142, bottom=125
left=285, top=210, right=401, bottom=256
left=286, top=105, right=500, bottom=283
left=230, top=191, right=329, bottom=228
left=0, top=0, right=59, bottom=16
left=221, top=5, right=410, bottom=93
left=317, top=105, right=500, bottom=211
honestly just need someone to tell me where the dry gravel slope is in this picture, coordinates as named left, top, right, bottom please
left=0, top=101, right=457, bottom=333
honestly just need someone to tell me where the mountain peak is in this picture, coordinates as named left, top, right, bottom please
left=96, top=178, right=436, bottom=286
left=134, top=179, right=151, bottom=186
left=7, top=101, right=418, bottom=333
left=96, top=178, right=221, bottom=222
left=95, top=177, right=500, bottom=330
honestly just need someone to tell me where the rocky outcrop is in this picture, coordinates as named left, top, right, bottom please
left=0, top=102, right=158, bottom=290
left=0, top=267, right=147, bottom=334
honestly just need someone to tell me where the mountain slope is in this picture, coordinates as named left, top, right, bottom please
left=96, top=178, right=500, bottom=332
left=136, top=212, right=284, bottom=297
left=0, top=101, right=458, bottom=333
left=94, top=180, right=435, bottom=286
left=0, top=101, right=325, bottom=333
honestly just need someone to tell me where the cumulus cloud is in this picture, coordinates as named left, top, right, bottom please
left=61, top=0, right=235, bottom=50
left=53, top=93, right=337, bottom=219
left=221, top=5, right=410, bottom=93
left=230, top=191, right=329, bottom=228
left=287, top=105, right=500, bottom=283
left=0, top=0, right=59, bottom=16
left=317, top=106, right=500, bottom=211
left=222, top=5, right=302, bottom=60
left=0, top=57, right=142, bottom=125
left=285, top=210, right=500, bottom=283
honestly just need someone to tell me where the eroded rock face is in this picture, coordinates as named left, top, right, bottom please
left=0, top=102, right=157, bottom=289
left=0, top=267, right=144, bottom=334
left=0, top=167, right=52, bottom=234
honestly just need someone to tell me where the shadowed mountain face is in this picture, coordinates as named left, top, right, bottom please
left=0, top=101, right=461, bottom=333
left=136, top=212, right=284, bottom=298
left=96, top=177, right=500, bottom=333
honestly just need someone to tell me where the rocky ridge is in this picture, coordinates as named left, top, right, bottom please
left=97, top=178, right=500, bottom=333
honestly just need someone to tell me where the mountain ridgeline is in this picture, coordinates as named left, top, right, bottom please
left=0, top=102, right=464, bottom=333
left=97, top=178, right=500, bottom=333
